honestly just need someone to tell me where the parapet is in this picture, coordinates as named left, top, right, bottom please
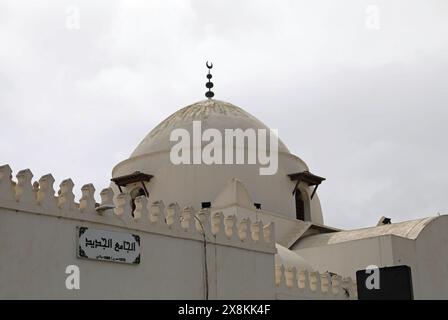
left=275, top=264, right=358, bottom=300
left=0, top=164, right=276, bottom=254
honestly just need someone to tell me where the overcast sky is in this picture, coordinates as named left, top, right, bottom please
left=1, top=0, right=447, bottom=229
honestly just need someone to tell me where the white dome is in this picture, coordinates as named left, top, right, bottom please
left=112, top=99, right=324, bottom=223
left=131, top=99, right=290, bottom=157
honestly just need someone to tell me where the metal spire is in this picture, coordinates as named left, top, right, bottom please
left=205, top=61, right=214, bottom=99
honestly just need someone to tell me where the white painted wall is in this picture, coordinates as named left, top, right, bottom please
left=390, top=217, right=448, bottom=299
left=293, top=215, right=448, bottom=299
left=0, top=208, right=275, bottom=299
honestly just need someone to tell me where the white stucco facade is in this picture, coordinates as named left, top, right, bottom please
left=0, top=207, right=275, bottom=299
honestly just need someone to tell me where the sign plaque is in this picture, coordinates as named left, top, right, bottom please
left=77, top=227, right=141, bottom=264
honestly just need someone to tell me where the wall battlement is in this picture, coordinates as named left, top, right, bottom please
left=275, top=264, right=358, bottom=300
left=0, top=164, right=276, bottom=254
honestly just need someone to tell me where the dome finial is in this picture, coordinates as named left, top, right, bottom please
left=205, top=61, right=214, bottom=99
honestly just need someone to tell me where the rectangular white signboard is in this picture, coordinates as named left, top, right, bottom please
left=77, top=227, right=141, bottom=264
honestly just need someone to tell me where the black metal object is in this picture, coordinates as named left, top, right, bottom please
left=205, top=61, right=214, bottom=99
left=288, top=171, right=325, bottom=199
left=110, top=171, right=153, bottom=196
left=201, top=202, right=211, bottom=209
left=382, top=217, right=392, bottom=224
left=356, top=265, right=414, bottom=300
left=254, top=203, right=262, bottom=209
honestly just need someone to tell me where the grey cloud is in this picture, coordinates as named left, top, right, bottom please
left=1, top=0, right=447, bottom=229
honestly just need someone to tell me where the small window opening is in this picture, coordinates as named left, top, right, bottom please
left=295, top=189, right=305, bottom=221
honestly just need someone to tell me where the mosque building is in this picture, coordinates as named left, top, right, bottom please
left=1, top=64, right=447, bottom=299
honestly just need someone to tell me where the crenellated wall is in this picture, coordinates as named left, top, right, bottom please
left=275, top=264, right=357, bottom=300
left=0, top=164, right=353, bottom=300
left=0, top=164, right=276, bottom=299
left=0, top=164, right=276, bottom=254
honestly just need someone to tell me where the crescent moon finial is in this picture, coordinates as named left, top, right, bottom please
left=205, top=61, right=214, bottom=99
